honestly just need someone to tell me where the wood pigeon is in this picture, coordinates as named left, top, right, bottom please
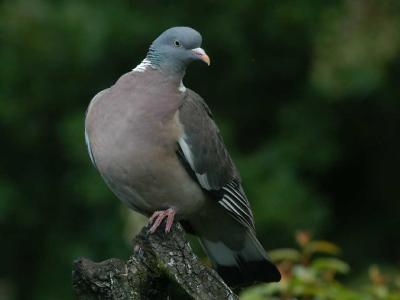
left=84, top=26, right=281, bottom=287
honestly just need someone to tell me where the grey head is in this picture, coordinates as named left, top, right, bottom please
left=146, top=27, right=210, bottom=76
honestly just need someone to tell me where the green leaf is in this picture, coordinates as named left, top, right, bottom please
left=268, top=248, right=302, bottom=263
left=240, top=283, right=280, bottom=300
left=312, top=257, right=350, bottom=274
left=305, top=240, right=341, bottom=256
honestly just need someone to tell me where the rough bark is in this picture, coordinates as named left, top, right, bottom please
left=72, top=222, right=238, bottom=300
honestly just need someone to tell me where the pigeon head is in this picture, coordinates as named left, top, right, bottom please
left=146, top=27, right=210, bottom=75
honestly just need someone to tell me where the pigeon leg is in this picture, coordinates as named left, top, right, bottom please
left=148, top=208, right=176, bottom=233
left=164, top=209, right=176, bottom=233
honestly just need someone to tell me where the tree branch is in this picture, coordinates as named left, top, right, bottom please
left=72, top=222, right=238, bottom=300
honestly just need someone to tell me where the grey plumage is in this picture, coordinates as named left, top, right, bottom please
left=177, top=90, right=255, bottom=229
left=85, top=26, right=280, bottom=286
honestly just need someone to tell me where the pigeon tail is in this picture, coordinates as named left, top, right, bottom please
left=199, top=229, right=281, bottom=287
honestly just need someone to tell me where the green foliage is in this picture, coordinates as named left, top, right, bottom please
left=241, top=232, right=400, bottom=300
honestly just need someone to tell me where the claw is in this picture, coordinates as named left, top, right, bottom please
left=148, top=208, right=176, bottom=233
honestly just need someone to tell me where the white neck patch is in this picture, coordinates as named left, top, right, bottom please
left=178, top=81, right=186, bottom=93
left=132, top=58, right=152, bottom=73
left=133, top=59, right=186, bottom=93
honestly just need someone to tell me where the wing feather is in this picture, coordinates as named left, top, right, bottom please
left=177, top=89, right=255, bottom=229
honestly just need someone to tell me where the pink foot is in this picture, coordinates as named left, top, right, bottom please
left=148, top=208, right=176, bottom=233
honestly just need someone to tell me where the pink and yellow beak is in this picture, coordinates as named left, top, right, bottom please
left=191, top=48, right=210, bottom=66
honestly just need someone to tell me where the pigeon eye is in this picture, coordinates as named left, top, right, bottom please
left=174, top=40, right=182, bottom=47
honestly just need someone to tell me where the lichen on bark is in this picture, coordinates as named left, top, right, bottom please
left=72, top=222, right=238, bottom=300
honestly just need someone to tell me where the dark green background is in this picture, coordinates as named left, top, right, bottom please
left=0, top=0, right=399, bottom=299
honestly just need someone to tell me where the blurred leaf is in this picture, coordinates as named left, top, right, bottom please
left=292, top=265, right=317, bottom=283
left=312, top=257, right=350, bottom=275
left=312, top=0, right=400, bottom=98
left=269, top=248, right=302, bottom=263
left=240, top=283, right=280, bottom=300
left=305, top=240, right=341, bottom=256
left=369, top=265, right=386, bottom=285
left=296, top=230, right=311, bottom=248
